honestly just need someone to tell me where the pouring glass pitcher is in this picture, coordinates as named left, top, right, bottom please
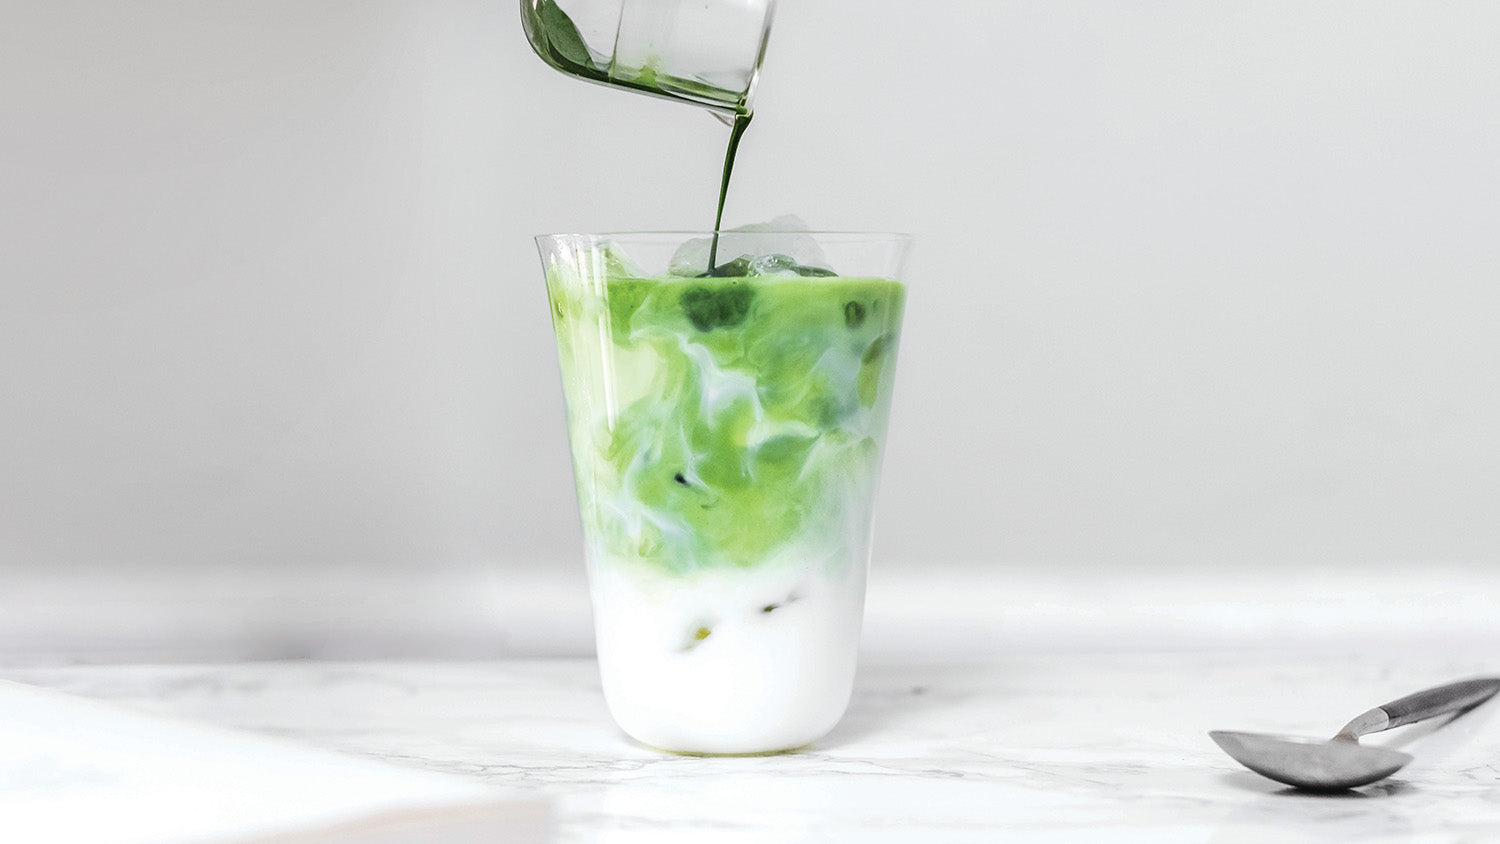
left=521, top=0, right=776, bottom=118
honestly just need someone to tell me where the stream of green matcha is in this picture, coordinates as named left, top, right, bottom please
left=707, top=112, right=753, bottom=271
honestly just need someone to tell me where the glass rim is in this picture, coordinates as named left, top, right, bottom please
left=535, top=231, right=914, bottom=241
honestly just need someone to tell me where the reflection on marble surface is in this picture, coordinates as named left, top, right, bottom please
left=0, top=679, right=538, bottom=844
left=5, top=650, right=1499, bottom=843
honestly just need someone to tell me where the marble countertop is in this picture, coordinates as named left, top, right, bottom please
left=6, top=649, right=1500, bottom=843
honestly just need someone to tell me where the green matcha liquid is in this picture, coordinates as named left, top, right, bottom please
left=546, top=268, right=906, bottom=576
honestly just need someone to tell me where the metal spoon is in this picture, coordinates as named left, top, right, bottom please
left=1210, top=677, right=1500, bottom=791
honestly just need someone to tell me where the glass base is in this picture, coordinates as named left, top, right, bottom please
left=629, top=737, right=817, bottom=758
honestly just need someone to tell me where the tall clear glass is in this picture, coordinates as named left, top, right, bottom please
left=538, top=231, right=911, bottom=755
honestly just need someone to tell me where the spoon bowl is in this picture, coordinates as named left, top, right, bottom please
left=1210, top=730, right=1412, bottom=791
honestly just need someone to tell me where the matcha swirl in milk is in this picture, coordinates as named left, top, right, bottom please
left=525, top=1, right=910, bottom=754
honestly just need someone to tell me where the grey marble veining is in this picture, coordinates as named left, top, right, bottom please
left=6, top=651, right=1499, bottom=842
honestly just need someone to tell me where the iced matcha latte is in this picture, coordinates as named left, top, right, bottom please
left=539, top=231, right=908, bottom=754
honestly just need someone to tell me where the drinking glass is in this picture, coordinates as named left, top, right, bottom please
left=537, top=231, right=911, bottom=754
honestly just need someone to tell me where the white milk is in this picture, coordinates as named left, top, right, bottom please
left=589, top=550, right=868, bottom=754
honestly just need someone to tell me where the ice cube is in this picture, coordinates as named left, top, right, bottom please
left=668, top=236, right=714, bottom=277
left=729, top=216, right=834, bottom=274
left=749, top=253, right=800, bottom=276
left=595, top=240, right=645, bottom=278
left=668, top=217, right=838, bottom=277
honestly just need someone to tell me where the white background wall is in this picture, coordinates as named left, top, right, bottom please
left=3, top=1, right=1498, bottom=660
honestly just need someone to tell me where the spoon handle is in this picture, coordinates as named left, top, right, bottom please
left=1338, top=677, right=1500, bottom=738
